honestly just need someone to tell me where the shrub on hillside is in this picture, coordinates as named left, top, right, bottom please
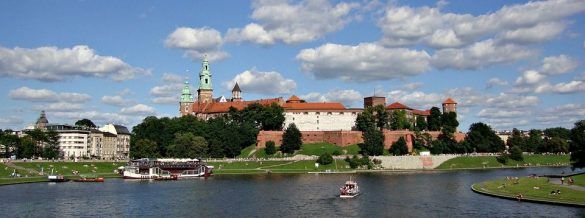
left=389, top=137, right=409, bottom=155
left=317, top=153, right=334, bottom=165
left=496, top=153, right=509, bottom=164
left=265, top=141, right=276, bottom=155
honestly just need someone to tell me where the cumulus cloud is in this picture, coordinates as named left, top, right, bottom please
left=0, top=116, right=23, bottom=129
left=53, top=111, right=132, bottom=127
left=9, top=87, right=91, bottom=103
left=477, top=108, right=527, bottom=119
left=300, top=89, right=363, bottom=107
left=486, top=78, right=508, bottom=89
left=540, top=54, right=579, bottom=75
left=120, top=104, right=156, bottom=115
left=485, top=93, right=539, bottom=109
left=378, top=0, right=585, bottom=47
left=431, top=39, right=535, bottom=70
left=152, top=97, right=178, bottom=105
left=0, top=45, right=150, bottom=82
left=149, top=74, right=192, bottom=105
left=101, top=95, right=132, bottom=107
left=297, top=43, right=431, bottom=81
left=165, top=27, right=228, bottom=61
left=162, top=73, right=184, bottom=83
left=535, top=103, right=585, bottom=127
left=226, top=0, right=358, bottom=45
left=34, top=102, right=85, bottom=112
left=150, top=84, right=184, bottom=97
left=224, top=70, right=296, bottom=94
left=515, top=70, right=546, bottom=86
left=386, top=90, right=443, bottom=109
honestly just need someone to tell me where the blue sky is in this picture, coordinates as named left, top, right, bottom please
left=0, top=0, right=584, bottom=131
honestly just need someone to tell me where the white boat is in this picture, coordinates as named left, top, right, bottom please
left=339, top=178, right=359, bottom=198
left=122, top=158, right=213, bottom=180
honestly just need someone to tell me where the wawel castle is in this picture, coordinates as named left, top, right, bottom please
left=179, top=57, right=458, bottom=133
left=180, top=58, right=463, bottom=151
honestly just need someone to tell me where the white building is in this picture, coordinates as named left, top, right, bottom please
left=46, top=124, right=90, bottom=159
left=282, top=95, right=360, bottom=131
left=99, top=124, right=131, bottom=160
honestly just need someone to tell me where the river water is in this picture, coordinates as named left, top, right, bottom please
left=1, top=167, right=583, bottom=217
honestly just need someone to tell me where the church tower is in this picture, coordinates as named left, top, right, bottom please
left=197, top=56, right=213, bottom=103
left=231, top=82, right=242, bottom=102
left=179, top=79, right=194, bottom=116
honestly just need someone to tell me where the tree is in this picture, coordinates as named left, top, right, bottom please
left=168, top=133, right=208, bottom=158
left=464, top=122, right=505, bottom=152
left=525, top=129, right=543, bottom=152
left=75, top=119, right=96, bottom=128
left=26, top=128, right=46, bottom=156
left=0, top=131, right=19, bottom=158
left=506, top=128, right=526, bottom=151
left=373, top=105, right=389, bottom=130
left=18, top=136, right=36, bottom=159
left=441, top=112, right=459, bottom=132
left=389, top=137, right=408, bottom=155
left=413, top=131, right=432, bottom=151
left=131, top=139, right=159, bottom=159
left=355, top=108, right=376, bottom=131
left=390, top=110, right=410, bottom=130
left=415, top=116, right=427, bottom=131
left=359, top=128, right=384, bottom=156
left=42, top=130, right=61, bottom=159
left=427, top=107, right=442, bottom=131
left=570, top=120, right=585, bottom=169
left=265, top=141, right=276, bottom=155
left=542, top=137, right=569, bottom=153
left=544, top=127, right=571, bottom=140
left=317, top=153, right=333, bottom=165
left=261, top=103, right=285, bottom=131
left=509, top=146, right=523, bottom=161
left=281, top=123, right=302, bottom=154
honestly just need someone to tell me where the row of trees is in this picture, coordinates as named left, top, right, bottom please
left=130, top=103, right=286, bottom=159
left=0, top=129, right=61, bottom=159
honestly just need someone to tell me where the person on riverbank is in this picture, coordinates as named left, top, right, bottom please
left=561, top=177, right=565, bottom=185
left=515, top=194, right=523, bottom=201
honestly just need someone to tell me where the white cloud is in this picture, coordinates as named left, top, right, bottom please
left=34, top=102, right=85, bottom=112
left=226, top=0, right=357, bottom=45
left=386, top=90, right=443, bottom=109
left=403, top=82, right=423, bottom=90
left=165, top=27, right=228, bottom=61
left=534, top=80, right=585, bottom=94
left=535, top=103, right=585, bottom=127
left=432, top=39, right=535, bottom=70
left=120, top=104, right=156, bottom=115
left=477, top=108, right=527, bottom=119
left=515, top=70, right=546, bottom=86
left=300, top=89, right=363, bottom=107
left=162, top=73, right=184, bottom=83
left=224, top=70, right=296, bottom=94
left=297, top=43, right=431, bottom=81
left=0, top=116, right=23, bottom=129
left=498, top=22, right=566, bottom=44
left=101, top=95, right=129, bottom=106
left=0, top=45, right=150, bottom=82
left=378, top=0, right=585, bottom=47
left=53, top=111, right=131, bottom=127
left=485, top=93, right=539, bottom=109
left=486, top=78, right=508, bottom=88
left=9, top=87, right=91, bottom=103
left=152, top=97, right=178, bottom=105
left=150, top=84, right=184, bottom=97
left=540, top=54, right=579, bottom=75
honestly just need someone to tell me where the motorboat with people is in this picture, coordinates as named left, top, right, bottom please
left=339, top=178, right=359, bottom=198
left=47, top=169, right=69, bottom=182
left=73, top=176, right=105, bottom=182
left=122, top=158, right=213, bottom=180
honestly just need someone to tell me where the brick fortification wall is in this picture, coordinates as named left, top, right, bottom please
left=257, top=130, right=466, bottom=152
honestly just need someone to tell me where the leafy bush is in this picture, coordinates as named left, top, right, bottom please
left=509, top=146, right=524, bottom=161
left=317, top=153, right=333, bottom=165
left=265, top=141, right=276, bottom=155
left=332, top=150, right=341, bottom=156
left=496, top=153, right=509, bottom=164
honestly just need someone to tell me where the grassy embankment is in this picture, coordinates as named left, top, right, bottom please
left=0, top=163, right=48, bottom=185
left=436, top=154, right=570, bottom=169
left=208, top=159, right=351, bottom=174
left=0, top=162, right=123, bottom=186
left=238, top=143, right=362, bottom=159
left=472, top=177, right=585, bottom=206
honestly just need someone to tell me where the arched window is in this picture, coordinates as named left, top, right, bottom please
left=205, top=79, right=208, bottom=84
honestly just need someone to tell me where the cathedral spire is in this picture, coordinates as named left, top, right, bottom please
left=180, top=78, right=193, bottom=103
left=197, top=55, right=213, bottom=103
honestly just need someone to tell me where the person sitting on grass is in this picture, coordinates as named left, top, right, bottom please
left=515, top=194, right=523, bottom=201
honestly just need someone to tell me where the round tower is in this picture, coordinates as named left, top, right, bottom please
left=442, top=98, right=457, bottom=114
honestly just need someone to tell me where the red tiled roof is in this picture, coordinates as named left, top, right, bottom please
left=283, top=102, right=346, bottom=111
left=386, top=102, right=411, bottom=110
left=286, top=95, right=302, bottom=103
left=443, top=98, right=457, bottom=104
left=413, top=109, right=430, bottom=116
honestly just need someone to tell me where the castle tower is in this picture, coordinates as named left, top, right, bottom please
left=442, top=98, right=457, bottom=113
left=231, top=82, right=242, bottom=102
left=197, top=56, right=213, bottom=103
left=364, top=96, right=386, bottom=108
left=180, top=79, right=194, bottom=116
left=35, top=110, right=49, bottom=129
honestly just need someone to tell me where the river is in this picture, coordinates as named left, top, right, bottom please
left=1, top=167, right=583, bottom=217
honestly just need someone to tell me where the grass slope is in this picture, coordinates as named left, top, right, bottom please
left=0, top=163, right=17, bottom=177
left=572, top=174, right=585, bottom=187
left=473, top=177, right=585, bottom=205
left=436, top=154, right=570, bottom=169
left=14, top=162, right=123, bottom=177
left=208, top=159, right=351, bottom=174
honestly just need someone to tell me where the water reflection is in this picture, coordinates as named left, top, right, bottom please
left=0, top=167, right=583, bottom=217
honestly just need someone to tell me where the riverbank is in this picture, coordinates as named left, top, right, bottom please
left=436, top=154, right=570, bottom=169
left=471, top=176, right=585, bottom=207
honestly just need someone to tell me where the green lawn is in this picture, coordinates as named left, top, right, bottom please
left=473, top=177, right=585, bottom=205
left=14, top=162, right=123, bottom=176
left=207, top=159, right=351, bottom=174
left=436, top=154, right=570, bottom=169
left=236, top=145, right=257, bottom=158
left=572, top=174, right=585, bottom=187
left=298, top=143, right=342, bottom=156
left=0, top=177, right=47, bottom=185
left=0, top=163, right=17, bottom=178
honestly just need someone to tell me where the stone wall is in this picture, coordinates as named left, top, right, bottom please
left=372, top=155, right=459, bottom=169
left=257, top=130, right=466, bottom=152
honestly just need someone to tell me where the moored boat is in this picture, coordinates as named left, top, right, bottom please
left=47, top=174, right=69, bottom=182
left=339, top=179, right=359, bottom=198
left=122, top=158, right=213, bottom=180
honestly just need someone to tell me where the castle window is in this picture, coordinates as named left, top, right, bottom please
left=316, top=112, right=320, bottom=115
left=339, top=112, right=344, bottom=115
left=352, top=112, right=356, bottom=115
left=327, top=112, right=332, bottom=115
left=303, top=112, right=308, bottom=115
